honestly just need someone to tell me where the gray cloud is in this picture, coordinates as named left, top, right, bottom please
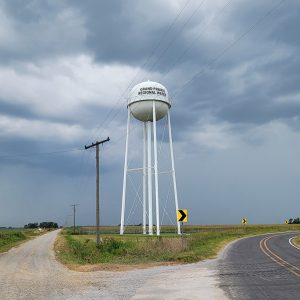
left=1, top=0, right=300, bottom=227
left=0, top=0, right=87, bottom=63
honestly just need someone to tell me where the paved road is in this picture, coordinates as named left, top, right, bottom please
left=0, top=230, right=225, bottom=299
left=218, top=231, right=300, bottom=299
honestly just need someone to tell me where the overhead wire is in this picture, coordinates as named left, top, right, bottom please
left=60, top=2, right=194, bottom=218
left=104, top=0, right=287, bottom=228
left=141, top=0, right=206, bottom=79
left=105, top=0, right=287, bottom=152
left=90, top=0, right=230, bottom=151
left=73, top=0, right=287, bottom=230
left=159, top=0, right=234, bottom=83
left=1, top=1, right=285, bottom=159
left=1, top=0, right=287, bottom=228
left=85, top=0, right=192, bottom=145
left=171, top=0, right=286, bottom=99
left=95, top=0, right=207, bottom=136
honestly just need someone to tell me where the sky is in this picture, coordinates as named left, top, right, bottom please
left=0, top=0, right=299, bottom=228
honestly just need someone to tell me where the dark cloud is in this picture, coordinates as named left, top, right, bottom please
left=0, top=0, right=86, bottom=63
left=1, top=0, right=300, bottom=226
left=67, top=0, right=205, bottom=71
left=0, top=99, right=36, bottom=119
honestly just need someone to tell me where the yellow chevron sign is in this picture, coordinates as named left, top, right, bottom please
left=177, top=209, right=188, bottom=222
left=242, top=218, right=247, bottom=225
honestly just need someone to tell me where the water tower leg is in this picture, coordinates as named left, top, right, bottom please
left=147, top=121, right=153, bottom=235
left=153, top=102, right=160, bottom=236
left=120, top=110, right=131, bottom=235
left=143, top=122, right=147, bottom=235
left=167, top=111, right=181, bottom=235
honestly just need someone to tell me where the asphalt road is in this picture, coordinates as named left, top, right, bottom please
left=218, top=231, right=300, bottom=299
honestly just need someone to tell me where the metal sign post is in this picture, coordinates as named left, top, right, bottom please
left=177, top=209, right=188, bottom=235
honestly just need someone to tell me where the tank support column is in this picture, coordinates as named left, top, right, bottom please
left=120, top=110, right=131, bottom=235
left=147, top=121, right=153, bottom=235
left=143, top=122, right=147, bottom=235
left=153, top=101, right=160, bottom=235
left=167, top=111, right=181, bottom=235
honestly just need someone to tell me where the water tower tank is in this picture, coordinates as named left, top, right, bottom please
left=128, top=81, right=170, bottom=122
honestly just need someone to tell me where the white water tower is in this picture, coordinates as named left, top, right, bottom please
left=120, top=81, right=181, bottom=235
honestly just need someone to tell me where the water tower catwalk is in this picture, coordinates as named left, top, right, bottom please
left=120, top=81, right=181, bottom=236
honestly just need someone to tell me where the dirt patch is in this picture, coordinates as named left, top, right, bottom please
left=64, top=261, right=181, bottom=272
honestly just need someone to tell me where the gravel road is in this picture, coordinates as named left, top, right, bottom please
left=0, top=230, right=226, bottom=299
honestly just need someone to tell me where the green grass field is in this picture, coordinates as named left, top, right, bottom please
left=56, top=224, right=300, bottom=267
left=0, top=229, right=45, bottom=253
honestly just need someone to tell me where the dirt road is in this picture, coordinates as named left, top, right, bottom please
left=0, top=230, right=226, bottom=299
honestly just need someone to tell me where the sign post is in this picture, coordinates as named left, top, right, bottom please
left=177, top=209, right=188, bottom=235
left=242, top=217, right=247, bottom=225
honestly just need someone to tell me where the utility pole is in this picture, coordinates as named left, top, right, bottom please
left=85, top=137, right=110, bottom=245
left=71, top=204, right=79, bottom=234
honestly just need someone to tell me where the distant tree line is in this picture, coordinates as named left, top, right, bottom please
left=24, top=222, right=58, bottom=229
left=288, top=218, right=300, bottom=224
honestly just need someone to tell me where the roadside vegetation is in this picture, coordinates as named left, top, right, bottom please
left=55, top=224, right=300, bottom=269
left=0, top=228, right=47, bottom=253
left=292, top=236, right=300, bottom=247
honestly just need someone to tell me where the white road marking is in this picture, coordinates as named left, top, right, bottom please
left=288, top=237, right=300, bottom=250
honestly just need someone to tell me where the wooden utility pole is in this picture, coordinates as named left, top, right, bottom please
left=71, top=204, right=79, bottom=234
left=85, top=137, right=110, bottom=244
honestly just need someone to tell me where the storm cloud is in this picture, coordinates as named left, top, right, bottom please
left=0, top=0, right=299, bottom=227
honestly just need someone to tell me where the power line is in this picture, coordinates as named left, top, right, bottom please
left=171, top=0, right=286, bottom=99
left=89, top=0, right=231, bottom=144
left=104, top=0, right=287, bottom=153
left=85, top=0, right=192, bottom=144
left=159, top=0, right=234, bottom=83
left=143, top=0, right=206, bottom=77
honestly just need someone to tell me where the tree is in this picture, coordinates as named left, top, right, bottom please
left=39, top=222, right=58, bottom=229
left=24, top=222, right=38, bottom=229
left=293, top=218, right=300, bottom=224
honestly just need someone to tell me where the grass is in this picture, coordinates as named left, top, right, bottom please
left=55, top=224, right=300, bottom=267
left=292, top=236, right=300, bottom=247
left=0, top=228, right=46, bottom=253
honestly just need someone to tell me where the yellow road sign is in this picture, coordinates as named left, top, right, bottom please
left=177, top=209, right=188, bottom=222
left=242, top=218, right=247, bottom=225
left=285, top=220, right=288, bottom=224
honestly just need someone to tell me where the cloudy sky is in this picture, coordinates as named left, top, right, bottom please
left=0, top=0, right=299, bottom=228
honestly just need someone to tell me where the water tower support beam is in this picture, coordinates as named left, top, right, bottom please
left=167, top=111, right=181, bottom=235
left=147, top=121, right=153, bottom=235
left=143, top=122, right=147, bottom=235
left=153, top=102, right=160, bottom=236
left=120, top=110, right=131, bottom=235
